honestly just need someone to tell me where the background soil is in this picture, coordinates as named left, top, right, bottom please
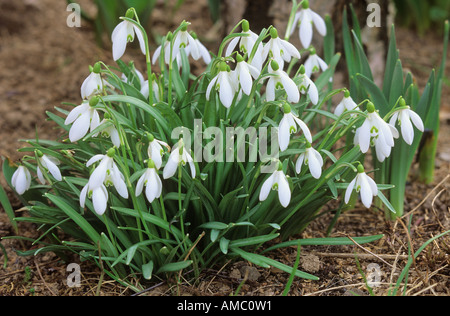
left=0, top=0, right=449, bottom=296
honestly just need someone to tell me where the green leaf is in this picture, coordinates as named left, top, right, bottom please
left=157, top=260, right=193, bottom=274
left=142, top=261, right=154, bottom=280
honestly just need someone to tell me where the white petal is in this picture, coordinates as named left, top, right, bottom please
left=37, top=167, right=46, bottom=185
left=280, top=74, right=300, bottom=103
left=408, top=110, right=424, bottom=132
left=135, top=171, right=147, bottom=197
left=299, top=17, right=313, bottom=48
left=65, top=103, right=88, bottom=125
left=219, top=75, right=234, bottom=108
left=163, top=153, right=179, bottom=179
left=80, top=184, right=89, bottom=208
left=308, top=150, right=322, bottom=179
left=69, top=111, right=91, bottom=142
left=92, top=186, right=108, bottom=215
left=112, top=22, right=129, bottom=61
left=400, top=111, right=414, bottom=145
left=307, top=79, right=319, bottom=105
left=132, top=25, right=147, bottom=55
left=152, top=45, right=162, bottom=65
left=86, top=154, right=105, bottom=167
left=278, top=115, right=291, bottom=151
left=225, top=37, right=240, bottom=57
left=112, top=164, right=128, bottom=199
left=281, top=40, right=301, bottom=60
left=89, top=158, right=109, bottom=189
left=357, top=120, right=371, bottom=153
left=266, top=78, right=276, bottom=102
left=345, top=178, right=357, bottom=204
left=293, top=116, right=313, bottom=143
left=277, top=172, right=291, bottom=208
left=206, top=75, right=218, bottom=101
left=295, top=153, right=305, bottom=174
left=259, top=173, right=275, bottom=202
left=311, top=11, right=327, bottom=36
left=359, top=174, right=374, bottom=208
left=42, top=156, right=62, bottom=181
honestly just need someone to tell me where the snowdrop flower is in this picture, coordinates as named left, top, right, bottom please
left=81, top=64, right=106, bottom=100
left=297, top=65, right=319, bottom=105
left=354, top=102, right=399, bottom=162
left=233, top=54, right=260, bottom=96
left=334, top=90, right=360, bottom=117
left=291, top=0, right=327, bottom=49
left=121, top=68, right=145, bottom=87
left=389, top=99, right=424, bottom=145
left=266, top=60, right=300, bottom=103
left=135, top=159, right=163, bottom=203
left=262, top=28, right=301, bottom=70
left=185, top=31, right=211, bottom=64
left=345, top=164, right=378, bottom=209
left=295, top=143, right=323, bottom=179
left=98, top=117, right=121, bottom=148
left=304, top=48, right=328, bottom=78
left=206, top=62, right=237, bottom=108
left=111, top=11, right=146, bottom=61
left=11, top=166, right=32, bottom=195
left=36, top=151, right=62, bottom=184
left=259, top=163, right=291, bottom=208
left=152, top=33, right=175, bottom=65
left=65, top=97, right=101, bottom=143
left=147, top=133, right=170, bottom=170
left=86, top=148, right=128, bottom=200
left=278, top=103, right=313, bottom=152
left=225, top=20, right=264, bottom=70
left=163, top=139, right=196, bottom=179
left=80, top=182, right=109, bottom=216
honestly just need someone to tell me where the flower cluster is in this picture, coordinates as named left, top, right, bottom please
left=10, top=2, right=425, bottom=218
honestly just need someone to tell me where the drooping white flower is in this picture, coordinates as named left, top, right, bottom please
left=233, top=54, right=261, bottom=96
left=259, top=165, right=291, bottom=208
left=163, top=139, right=196, bottom=179
left=291, top=0, right=327, bottom=49
left=389, top=103, right=424, bottom=146
left=185, top=31, right=211, bottom=64
left=98, top=118, right=121, bottom=148
left=85, top=149, right=128, bottom=200
left=345, top=164, right=378, bottom=209
left=11, top=166, right=32, bottom=195
left=295, top=143, right=323, bottom=179
left=81, top=64, right=107, bottom=100
left=36, top=152, right=62, bottom=184
left=225, top=20, right=264, bottom=70
left=297, top=65, right=319, bottom=105
left=135, top=160, right=163, bottom=203
left=147, top=134, right=170, bottom=170
left=266, top=60, right=300, bottom=103
left=354, top=102, right=399, bottom=162
left=262, top=28, right=301, bottom=70
left=152, top=34, right=174, bottom=65
left=278, top=103, right=313, bottom=152
left=121, top=68, right=145, bottom=86
left=80, top=182, right=109, bottom=216
left=111, top=18, right=146, bottom=61
left=334, top=90, right=360, bottom=117
left=304, top=49, right=328, bottom=78
left=206, top=62, right=238, bottom=108
left=65, top=98, right=101, bottom=143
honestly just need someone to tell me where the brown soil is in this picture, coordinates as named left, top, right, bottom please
left=0, top=0, right=449, bottom=296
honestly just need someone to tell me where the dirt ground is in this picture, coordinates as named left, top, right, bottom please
left=0, top=0, right=449, bottom=296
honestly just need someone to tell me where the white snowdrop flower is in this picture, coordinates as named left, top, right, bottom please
left=121, top=68, right=145, bottom=87
left=98, top=117, right=121, bottom=148
left=304, top=48, right=328, bottom=78
left=163, top=139, right=196, bottom=179
left=345, top=164, right=378, bottom=209
left=262, top=28, right=301, bottom=70
left=135, top=160, right=163, bottom=204
left=65, top=97, right=101, bottom=143
left=278, top=103, right=313, bottom=152
left=147, top=133, right=170, bottom=170
left=225, top=20, right=264, bottom=70
left=80, top=182, right=109, bottom=216
left=291, top=0, right=327, bottom=49
left=297, top=65, right=319, bottom=105
left=206, top=62, right=238, bottom=108
left=233, top=54, right=261, bottom=96
left=334, top=90, right=360, bottom=117
left=388, top=99, right=424, bottom=146
left=259, top=163, right=291, bottom=208
left=111, top=11, right=146, bottom=61
left=152, top=34, right=174, bottom=65
left=140, top=78, right=160, bottom=102
left=11, top=166, right=32, bottom=195
left=36, top=151, right=62, bottom=184
left=354, top=102, right=399, bottom=162
left=86, top=148, right=129, bottom=200
left=295, top=143, right=323, bottom=179
left=185, top=31, right=211, bottom=64
left=81, top=64, right=107, bottom=100
left=266, top=60, right=300, bottom=104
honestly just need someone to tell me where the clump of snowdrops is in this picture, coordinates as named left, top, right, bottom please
left=2, top=1, right=427, bottom=288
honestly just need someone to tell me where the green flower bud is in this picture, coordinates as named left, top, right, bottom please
left=302, top=0, right=310, bottom=9
left=357, top=163, right=365, bottom=174
left=93, top=62, right=102, bottom=74
left=89, top=96, right=99, bottom=107
left=283, top=103, right=292, bottom=114
left=270, top=27, right=279, bottom=39
left=344, top=89, right=351, bottom=98
left=107, top=147, right=116, bottom=158
left=35, top=149, right=44, bottom=158
left=125, top=8, right=135, bottom=19
left=367, top=102, right=375, bottom=113
left=242, top=19, right=250, bottom=32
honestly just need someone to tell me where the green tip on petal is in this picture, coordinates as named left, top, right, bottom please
left=89, top=96, right=99, bottom=107
left=242, top=19, right=250, bottom=32
left=271, top=59, right=280, bottom=71
left=107, top=148, right=116, bottom=158
left=367, top=102, right=375, bottom=113
left=357, top=163, right=365, bottom=174
left=270, top=27, right=279, bottom=39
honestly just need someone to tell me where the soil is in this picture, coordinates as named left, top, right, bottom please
left=0, top=0, right=449, bottom=296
